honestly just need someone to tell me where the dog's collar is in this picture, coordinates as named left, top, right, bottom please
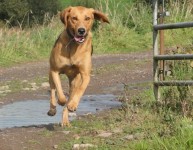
left=66, top=29, right=74, bottom=40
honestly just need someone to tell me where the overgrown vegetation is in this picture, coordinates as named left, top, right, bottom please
left=47, top=86, right=193, bottom=149
left=0, top=0, right=61, bottom=27
left=164, top=0, right=193, bottom=48
left=160, top=58, right=193, bottom=117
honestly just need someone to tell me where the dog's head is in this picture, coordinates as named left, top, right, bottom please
left=60, top=6, right=109, bottom=44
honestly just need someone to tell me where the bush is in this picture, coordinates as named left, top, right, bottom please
left=0, top=0, right=29, bottom=27
left=0, top=0, right=62, bottom=28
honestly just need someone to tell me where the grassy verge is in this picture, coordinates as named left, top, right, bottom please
left=0, top=18, right=62, bottom=66
left=1, top=0, right=193, bottom=67
left=40, top=85, right=193, bottom=149
left=0, top=0, right=152, bottom=67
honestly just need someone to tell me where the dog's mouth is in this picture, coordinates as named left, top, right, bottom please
left=74, top=35, right=85, bottom=43
left=67, top=29, right=87, bottom=44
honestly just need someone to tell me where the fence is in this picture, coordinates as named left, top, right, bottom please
left=153, top=0, right=193, bottom=100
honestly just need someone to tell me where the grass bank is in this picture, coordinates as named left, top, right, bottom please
left=0, top=0, right=152, bottom=67
left=43, top=86, right=193, bottom=149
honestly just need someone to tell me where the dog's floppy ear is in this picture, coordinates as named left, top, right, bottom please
left=93, top=10, right=109, bottom=23
left=60, top=7, right=72, bottom=25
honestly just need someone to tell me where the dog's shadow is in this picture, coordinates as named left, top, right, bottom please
left=19, top=123, right=62, bottom=131
left=44, top=123, right=56, bottom=131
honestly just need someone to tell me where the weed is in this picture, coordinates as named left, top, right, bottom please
left=40, top=130, right=53, bottom=137
left=161, top=56, right=193, bottom=117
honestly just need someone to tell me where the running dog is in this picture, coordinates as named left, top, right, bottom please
left=47, top=6, right=109, bottom=126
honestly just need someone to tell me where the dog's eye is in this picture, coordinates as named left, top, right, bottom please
left=85, top=17, right=90, bottom=21
left=72, top=17, right=78, bottom=21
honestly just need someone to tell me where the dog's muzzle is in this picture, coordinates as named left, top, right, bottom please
left=67, top=28, right=87, bottom=44
left=74, top=28, right=87, bottom=43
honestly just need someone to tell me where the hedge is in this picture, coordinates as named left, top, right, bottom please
left=0, top=0, right=61, bottom=27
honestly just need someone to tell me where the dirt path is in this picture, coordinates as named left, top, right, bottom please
left=0, top=51, right=152, bottom=150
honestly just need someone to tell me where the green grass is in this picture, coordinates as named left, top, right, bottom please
left=0, top=19, right=62, bottom=66
left=51, top=86, right=193, bottom=150
left=164, top=0, right=193, bottom=49
left=0, top=0, right=152, bottom=67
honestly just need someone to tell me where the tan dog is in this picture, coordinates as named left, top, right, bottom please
left=47, top=6, right=109, bottom=126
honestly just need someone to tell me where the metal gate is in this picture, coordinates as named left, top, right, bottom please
left=153, top=0, right=193, bottom=100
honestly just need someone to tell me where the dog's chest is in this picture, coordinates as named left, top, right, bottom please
left=58, top=56, right=82, bottom=75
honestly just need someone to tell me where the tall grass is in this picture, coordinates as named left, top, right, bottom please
left=0, top=17, right=62, bottom=66
left=159, top=0, right=193, bottom=118
left=164, top=0, right=193, bottom=48
left=91, top=0, right=152, bottom=53
left=0, top=0, right=152, bottom=66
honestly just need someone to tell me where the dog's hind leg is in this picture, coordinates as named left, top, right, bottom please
left=47, top=71, right=57, bottom=116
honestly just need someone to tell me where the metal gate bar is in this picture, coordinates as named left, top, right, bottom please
left=153, top=0, right=159, bottom=100
left=154, top=21, right=193, bottom=30
left=154, top=54, right=193, bottom=60
left=153, top=0, right=193, bottom=101
left=155, top=81, right=193, bottom=86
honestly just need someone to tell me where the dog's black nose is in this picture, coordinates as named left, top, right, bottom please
left=78, top=28, right=85, bottom=35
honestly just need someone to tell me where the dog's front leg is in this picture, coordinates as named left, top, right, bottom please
left=50, top=70, right=67, bottom=106
left=47, top=71, right=57, bottom=116
left=67, top=72, right=90, bottom=112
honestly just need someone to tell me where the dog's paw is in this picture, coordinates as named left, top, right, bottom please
left=57, top=97, right=67, bottom=106
left=67, top=101, right=78, bottom=112
left=61, top=121, right=71, bottom=127
left=47, top=108, right=57, bottom=116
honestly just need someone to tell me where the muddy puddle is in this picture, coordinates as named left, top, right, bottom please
left=0, top=94, right=121, bottom=129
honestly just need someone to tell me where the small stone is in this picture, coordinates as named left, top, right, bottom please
left=69, top=112, right=77, bottom=117
left=30, top=83, right=36, bottom=86
left=31, top=87, right=39, bottom=91
left=97, top=132, right=112, bottom=138
left=191, top=61, right=193, bottom=68
left=83, top=112, right=92, bottom=116
left=0, top=85, right=9, bottom=91
left=22, top=80, right=28, bottom=83
left=113, top=128, right=123, bottom=133
left=23, top=88, right=30, bottom=91
left=0, top=91, right=4, bottom=94
left=133, top=132, right=144, bottom=140
left=53, top=145, right=58, bottom=149
left=41, top=82, right=49, bottom=88
left=72, top=144, right=96, bottom=150
left=73, top=134, right=80, bottom=140
left=124, top=134, right=134, bottom=140
left=30, top=83, right=39, bottom=90
left=5, top=90, right=11, bottom=93
left=124, top=133, right=144, bottom=141
left=62, top=131, right=70, bottom=134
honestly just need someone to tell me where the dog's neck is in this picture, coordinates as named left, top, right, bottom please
left=65, top=29, right=79, bottom=50
left=66, top=29, right=74, bottom=40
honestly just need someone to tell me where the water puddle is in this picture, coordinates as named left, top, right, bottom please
left=0, top=94, right=121, bottom=129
